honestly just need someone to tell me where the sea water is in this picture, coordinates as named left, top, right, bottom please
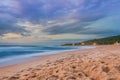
left=0, top=45, right=93, bottom=67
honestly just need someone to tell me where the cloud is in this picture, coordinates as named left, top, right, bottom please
left=0, top=21, right=27, bottom=36
left=0, top=0, right=120, bottom=44
left=0, top=33, right=23, bottom=39
left=0, top=0, right=22, bottom=15
left=43, top=14, right=105, bottom=35
left=0, top=13, right=28, bottom=36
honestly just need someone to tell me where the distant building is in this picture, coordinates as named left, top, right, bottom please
left=81, top=42, right=85, bottom=46
left=114, top=41, right=119, bottom=45
left=93, top=42, right=97, bottom=46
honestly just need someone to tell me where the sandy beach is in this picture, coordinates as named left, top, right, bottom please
left=0, top=45, right=120, bottom=80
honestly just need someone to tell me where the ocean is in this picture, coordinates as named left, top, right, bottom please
left=0, top=45, right=93, bottom=67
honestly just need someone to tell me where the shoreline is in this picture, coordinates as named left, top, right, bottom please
left=0, top=46, right=94, bottom=78
left=0, top=46, right=94, bottom=67
left=0, top=45, right=120, bottom=80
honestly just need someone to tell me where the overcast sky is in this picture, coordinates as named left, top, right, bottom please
left=0, top=0, right=120, bottom=45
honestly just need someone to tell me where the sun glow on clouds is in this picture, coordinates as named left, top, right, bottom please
left=0, top=33, right=52, bottom=44
left=0, top=33, right=23, bottom=39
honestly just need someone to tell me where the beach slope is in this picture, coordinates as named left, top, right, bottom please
left=0, top=45, right=120, bottom=80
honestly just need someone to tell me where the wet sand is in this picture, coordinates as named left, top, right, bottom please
left=0, top=45, right=120, bottom=80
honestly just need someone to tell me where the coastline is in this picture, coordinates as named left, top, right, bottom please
left=0, top=46, right=93, bottom=67
left=0, top=45, right=120, bottom=80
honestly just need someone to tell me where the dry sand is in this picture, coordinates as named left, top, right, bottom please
left=0, top=45, right=120, bottom=80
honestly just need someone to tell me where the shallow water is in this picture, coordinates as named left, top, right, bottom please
left=0, top=45, right=93, bottom=67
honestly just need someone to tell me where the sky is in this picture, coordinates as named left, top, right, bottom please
left=0, top=0, right=120, bottom=45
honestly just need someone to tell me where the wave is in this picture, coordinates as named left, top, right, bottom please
left=0, top=50, right=73, bottom=67
left=0, top=46, right=94, bottom=67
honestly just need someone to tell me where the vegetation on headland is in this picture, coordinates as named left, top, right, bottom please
left=62, top=35, right=120, bottom=46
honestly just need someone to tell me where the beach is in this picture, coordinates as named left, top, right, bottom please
left=0, top=45, right=120, bottom=80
